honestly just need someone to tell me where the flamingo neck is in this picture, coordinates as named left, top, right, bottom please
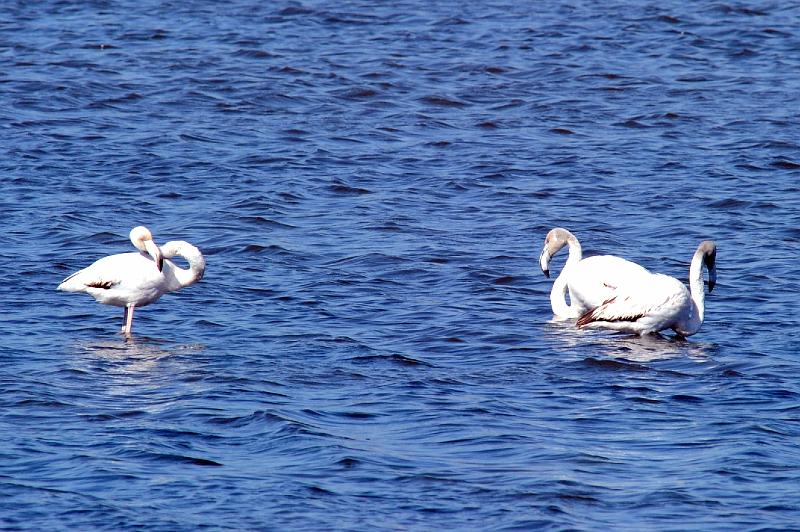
left=163, top=241, right=205, bottom=289
left=550, top=236, right=582, bottom=318
left=174, top=258, right=203, bottom=288
left=679, top=249, right=706, bottom=335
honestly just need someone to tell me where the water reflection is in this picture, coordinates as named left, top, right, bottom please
left=543, top=319, right=715, bottom=363
left=71, top=336, right=205, bottom=374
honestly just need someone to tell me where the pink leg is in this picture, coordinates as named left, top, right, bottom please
left=122, top=305, right=135, bottom=336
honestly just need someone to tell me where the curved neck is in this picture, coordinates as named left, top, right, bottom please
left=163, top=241, right=205, bottom=289
left=549, top=237, right=582, bottom=318
left=173, top=257, right=204, bottom=288
left=679, top=249, right=706, bottom=335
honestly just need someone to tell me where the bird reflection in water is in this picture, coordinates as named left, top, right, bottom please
left=542, top=319, right=715, bottom=363
left=71, top=337, right=205, bottom=375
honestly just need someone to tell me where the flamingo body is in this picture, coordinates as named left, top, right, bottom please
left=576, top=240, right=716, bottom=337
left=567, top=254, right=651, bottom=310
left=58, top=252, right=171, bottom=308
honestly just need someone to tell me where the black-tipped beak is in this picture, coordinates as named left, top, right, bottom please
left=539, top=248, right=551, bottom=278
left=144, top=239, right=164, bottom=272
left=707, top=268, right=717, bottom=293
left=703, top=246, right=716, bottom=293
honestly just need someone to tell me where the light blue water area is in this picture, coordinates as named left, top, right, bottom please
left=1, top=0, right=799, bottom=529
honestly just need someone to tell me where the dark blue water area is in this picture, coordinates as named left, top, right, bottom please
left=2, top=0, right=800, bottom=529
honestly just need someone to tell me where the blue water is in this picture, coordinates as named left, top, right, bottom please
left=2, top=1, right=800, bottom=529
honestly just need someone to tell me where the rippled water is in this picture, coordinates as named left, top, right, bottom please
left=2, top=1, right=800, bottom=529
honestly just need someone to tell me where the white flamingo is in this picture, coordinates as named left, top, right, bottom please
left=539, top=228, right=650, bottom=318
left=57, top=227, right=205, bottom=336
left=576, top=240, right=717, bottom=337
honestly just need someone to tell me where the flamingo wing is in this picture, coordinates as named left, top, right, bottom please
left=58, top=255, right=126, bottom=292
left=568, top=254, right=651, bottom=309
left=576, top=274, right=690, bottom=334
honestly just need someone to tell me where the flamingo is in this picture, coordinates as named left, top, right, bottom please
left=539, top=228, right=650, bottom=318
left=57, top=227, right=205, bottom=336
left=576, top=240, right=717, bottom=337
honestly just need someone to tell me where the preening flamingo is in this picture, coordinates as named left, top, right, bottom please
left=57, top=227, right=205, bottom=336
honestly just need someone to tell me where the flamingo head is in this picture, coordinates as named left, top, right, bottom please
left=540, top=227, right=574, bottom=278
left=699, top=240, right=716, bottom=292
left=130, top=226, right=163, bottom=272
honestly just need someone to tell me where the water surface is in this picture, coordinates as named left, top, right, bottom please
left=2, top=1, right=799, bottom=529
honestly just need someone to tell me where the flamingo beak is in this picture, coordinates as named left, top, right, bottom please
left=704, top=251, right=716, bottom=293
left=144, top=239, right=164, bottom=272
left=539, top=248, right=551, bottom=278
